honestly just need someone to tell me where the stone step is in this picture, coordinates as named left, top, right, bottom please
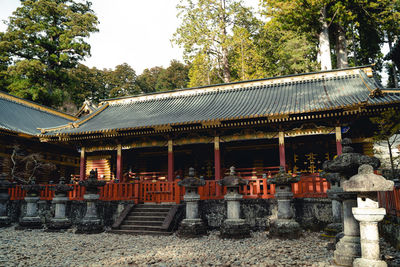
left=133, top=207, right=171, bottom=213
left=122, top=220, right=163, bottom=226
left=108, top=229, right=173, bottom=236
left=129, top=211, right=169, bottom=217
left=120, top=225, right=165, bottom=231
left=135, top=204, right=174, bottom=209
left=126, top=216, right=165, bottom=221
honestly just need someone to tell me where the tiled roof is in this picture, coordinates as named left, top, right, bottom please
left=0, top=91, right=76, bottom=136
left=42, top=66, right=400, bottom=136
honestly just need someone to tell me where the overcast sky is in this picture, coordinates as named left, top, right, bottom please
left=0, top=0, right=260, bottom=74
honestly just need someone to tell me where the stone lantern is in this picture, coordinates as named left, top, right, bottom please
left=343, top=164, right=394, bottom=267
left=0, top=173, right=16, bottom=227
left=322, top=172, right=343, bottom=237
left=323, top=138, right=380, bottom=266
left=77, top=169, right=106, bottom=233
left=48, top=177, right=73, bottom=230
left=177, top=167, right=207, bottom=237
left=218, top=166, right=250, bottom=239
left=19, top=177, right=45, bottom=228
left=268, top=166, right=301, bottom=239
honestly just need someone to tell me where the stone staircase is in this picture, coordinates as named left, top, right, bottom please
left=110, top=204, right=180, bottom=235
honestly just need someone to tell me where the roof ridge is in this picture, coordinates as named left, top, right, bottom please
left=0, top=91, right=77, bottom=121
left=106, top=67, right=372, bottom=106
left=103, top=65, right=374, bottom=104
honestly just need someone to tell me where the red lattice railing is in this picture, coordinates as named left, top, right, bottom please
left=378, top=187, right=400, bottom=217
left=8, top=173, right=330, bottom=203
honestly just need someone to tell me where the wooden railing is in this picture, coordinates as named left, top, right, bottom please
left=378, top=187, right=400, bottom=217
left=8, top=174, right=330, bottom=203
left=292, top=174, right=330, bottom=198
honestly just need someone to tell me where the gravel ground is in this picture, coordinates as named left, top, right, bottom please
left=0, top=226, right=398, bottom=267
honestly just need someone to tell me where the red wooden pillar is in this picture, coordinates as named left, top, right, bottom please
left=168, top=140, right=174, bottom=182
left=116, top=144, right=123, bottom=181
left=279, top=131, right=286, bottom=170
left=214, top=136, right=221, bottom=180
left=79, top=147, right=86, bottom=181
left=335, top=126, right=342, bottom=155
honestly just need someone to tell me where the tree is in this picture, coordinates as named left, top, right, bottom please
left=5, top=145, right=56, bottom=184
left=0, top=0, right=99, bottom=107
left=106, top=63, right=141, bottom=98
left=229, top=26, right=266, bottom=81
left=136, top=61, right=190, bottom=92
left=136, top=66, right=164, bottom=93
left=188, top=52, right=222, bottom=87
left=173, top=0, right=257, bottom=83
left=261, top=0, right=400, bottom=70
left=68, top=64, right=109, bottom=105
left=370, top=110, right=400, bottom=180
left=155, top=60, right=190, bottom=91
left=255, top=20, right=318, bottom=77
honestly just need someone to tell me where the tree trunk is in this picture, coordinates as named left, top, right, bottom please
left=318, top=6, right=332, bottom=71
left=336, top=26, right=349, bottom=69
left=220, top=0, right=230, bottom=83
left=387, top=138, right=396, bottom=180
left=388, top=34, right=399, bottom=88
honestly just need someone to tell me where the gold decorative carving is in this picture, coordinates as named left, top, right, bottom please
left=154, top=125, right=172, bottom=131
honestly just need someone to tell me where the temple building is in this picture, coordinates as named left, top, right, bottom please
left=0, top=91, right=79, bottom=183
left=30, top=65, right=400, bottom=183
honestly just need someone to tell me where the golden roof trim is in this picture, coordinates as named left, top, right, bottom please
left=74, top=103, right=109, bottom=128
left=0, top=91, right=77, bottom=121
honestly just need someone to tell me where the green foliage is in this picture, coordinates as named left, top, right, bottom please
left=261, top=0, right=400, bottom=69
left=137, top=60, right=190, bottom=92
left=370, top=110, right=400, bottom=179
left=106, top=63, right=141, bottom=98
left=257, top=21, right=318, bottom=77
left=188, top=52, right=222, bottom=87
left=136, top=66, right=164, bottom=93
left=155, top=60, right=190, bottom=91
left=370, top=110, right=400, bottom=144
left=0, top=0, right=99, bottom=107
left=173, top=0, right=257, bottom=84
left=67, top=64, right=108, bottom=105
left=229, top=26, right=266, bottom=81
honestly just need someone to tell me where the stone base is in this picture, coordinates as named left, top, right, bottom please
left=353, top=258, right=387, bottom=267
left=18, top=216, right=43, bottom=229
left=47, top=218, right=71, bottom=230
left=0, top=216, right=11, bottom=227
left=220, top=219, right=251, bottom=239
left=334, top=235, right=361, bottom=266
left=269, top=219, right=302, bottom=239
left=323, top=223, right=343, bottom=238
left=177, top=219, right=207, bottom=237
left=76, top=219, right=104, bottom=234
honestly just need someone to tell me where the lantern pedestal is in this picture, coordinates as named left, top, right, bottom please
left=19, top=196, right=43, bottom=229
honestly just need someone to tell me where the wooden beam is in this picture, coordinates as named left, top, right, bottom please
left=168, top=140, right=174, bottom=182
left=335, top=126, right=342, bottom=155
left=279, top=131, right=286, bottom=170
left=80, top=147, right=86, bottom=181
left=116, top=144, right=122, bottom=181
left=214, top=136, right=221, bottom=181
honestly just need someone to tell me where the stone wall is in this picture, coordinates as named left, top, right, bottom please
left=199, top=198, right=332, bottom=231
left=294, top=198, right=333, bottom=231
left=6, top=198, right=333, bottom=231
left=7, top=199, right=124, bottom=227
left=380, top=215, right=400, bottom=250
